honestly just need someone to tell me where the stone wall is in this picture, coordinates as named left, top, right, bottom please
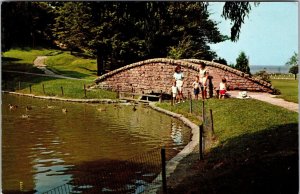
left=95, top=58, right=274, bottom=95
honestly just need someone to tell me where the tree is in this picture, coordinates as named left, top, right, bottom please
left=213, top=57, right=228, bottom=65
left=222, top=2, right=259, bottom=42
left=289, top=66, right=298, bottom=80
left=1, top=2, right=55, bottom=51
left=235, top=51, right=250, bottom=74
left=286, top=52, right=298, bottom=80
left=52, top=2, right=226, bottom=75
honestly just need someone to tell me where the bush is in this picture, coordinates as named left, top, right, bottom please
left=254, top=70, right=271, bottom=83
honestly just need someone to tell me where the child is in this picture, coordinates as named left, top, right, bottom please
left=171, top=81, right=178, bottom=104
left=219, top=78, right=227, bottom=99
left=173, top=65, right=184, bottom=103
left=192, top=76, right=201, bottom=100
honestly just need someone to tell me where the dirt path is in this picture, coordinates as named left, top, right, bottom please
left=227, top=91, right=298, bottom=113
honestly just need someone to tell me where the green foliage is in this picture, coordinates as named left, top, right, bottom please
left=52, top=2, right=225, bottom=74
left=271, top=79, right=298, bottom=103
left=289, top=66, right=298, bottom=80
left=285, top=52, right=298, bottom=67
left=213, top=57, right=228, bottom=65
left=1, top=2, right=55, bottom=51
left=235, top=51, right=251, bottom=74
left=222, top=2, right=259, bottom=41
left=254, top=70, right=271, bottom=83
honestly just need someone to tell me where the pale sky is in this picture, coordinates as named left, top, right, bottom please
left=208, top=2, right=298, bottom=67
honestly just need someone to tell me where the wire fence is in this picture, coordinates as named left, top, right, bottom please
left=40, top=148, right=172, bottom=194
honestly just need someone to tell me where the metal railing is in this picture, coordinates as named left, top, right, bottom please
left=42, top=148, right=168, bottom=194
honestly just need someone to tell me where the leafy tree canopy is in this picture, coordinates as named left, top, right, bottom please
left=235, top=51, right=251, bottom=74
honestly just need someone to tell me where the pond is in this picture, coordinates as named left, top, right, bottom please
left=2, top=94, right=191, bottom=193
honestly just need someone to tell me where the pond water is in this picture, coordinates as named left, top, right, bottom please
left=2, top=94, right=191, bottom=193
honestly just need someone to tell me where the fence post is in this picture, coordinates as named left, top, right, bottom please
left=199, top=124, right=204, bottom=160
left=61, top=86, right=64, bottom=96
left=161, top=147, right=167, bottom=193
left=131, top=87, right=134, bottom=98
left=42, top=84, right=45, bottom=94
left=84, top=84, right=87, bottom=98
left=159, top=90, right=163, bottom=103
left=189, top=95, right=192, bottom=113
left=202, top=100, right=205, bottom=122
left=210, top=109, right=215, bottom=136
left=171, top=92, right=173, bottom=106
left=29, top=84, right=32, bottom=94
left=117, top=86, right=120, bottom=98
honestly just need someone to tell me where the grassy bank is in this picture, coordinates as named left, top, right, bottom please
left=45, top=52, right=97, bottom=79
left=2, top=48, right=116, bottom=99
left=157, top=99, right=298, bottom=193
left=271, top=79, right=298, bottom=103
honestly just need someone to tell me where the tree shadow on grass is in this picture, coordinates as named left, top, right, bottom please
left=168, top=123, right=298, bottom=194
left=2, top=56, right=22, bottom=62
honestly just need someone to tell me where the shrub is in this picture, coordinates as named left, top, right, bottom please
left=254, top=70, right=271, bottom=83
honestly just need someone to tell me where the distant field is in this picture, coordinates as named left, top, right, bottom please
left=271, top=79, right=298, bottom=103
left=270, top=73, right=297, bottom=80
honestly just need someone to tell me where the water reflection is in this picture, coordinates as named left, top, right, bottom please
left=2, top=94, right=191, bottom=193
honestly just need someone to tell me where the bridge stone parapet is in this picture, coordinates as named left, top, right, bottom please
left=94, top=58, right=274, bottom=96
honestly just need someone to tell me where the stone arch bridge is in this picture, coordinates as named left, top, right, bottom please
left=94, top=58, right=274, bottom=96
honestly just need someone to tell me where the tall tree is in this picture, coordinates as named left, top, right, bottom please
left=52, top=2, right=225, bottom=75
left=1, top=2, right=55, bottom=51
left=235, top=51, right=251, bottom=74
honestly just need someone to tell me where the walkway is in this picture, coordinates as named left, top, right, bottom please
left=33, top=56, right=56, bottom=75
left=228, top=91, right=298, bottom=113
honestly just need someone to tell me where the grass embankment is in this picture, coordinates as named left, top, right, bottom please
left=157, top=99, right=298, bottom=193
left=271, top=79, right=298, bottom=103
left=2, top=48, right=116, bottom=99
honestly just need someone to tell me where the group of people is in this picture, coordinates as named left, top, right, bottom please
left=171, top=63, right=227, bottom=104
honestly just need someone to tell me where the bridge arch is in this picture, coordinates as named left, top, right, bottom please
left=95, top=58, right=274, bottom=95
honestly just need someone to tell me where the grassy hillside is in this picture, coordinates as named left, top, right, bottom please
left=157, top=99, right=298, bottom=193
left=2, top=48, right=116, bottom=99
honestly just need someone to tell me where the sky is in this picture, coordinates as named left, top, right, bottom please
left=208, top=2, right=298, bottom=67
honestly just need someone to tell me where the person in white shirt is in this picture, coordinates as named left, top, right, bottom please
left=192, top=75, right=201, bottom=100
left=199, top=62, right=208, bottom=99
left=173, top=65, right=184, bottom=103
left=219, top=77, right=227, bottom=99
left=171, top=81, right=178, bottom=104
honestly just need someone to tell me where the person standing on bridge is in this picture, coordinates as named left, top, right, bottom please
left=173, top=65, right=184, bottom=103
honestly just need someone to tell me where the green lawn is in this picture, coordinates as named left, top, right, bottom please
left=2, top=48, right=116, bottom=99
left=158, top=99, right=298, bottom=193
left=157, top=99, right=298, bottom=145
left=271, top=79, right=298, bottom=103
left=45, top=52, right=98, bottom=79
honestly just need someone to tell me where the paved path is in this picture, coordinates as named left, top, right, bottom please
left=228, top=91, right=298, bottom=113
left=33, top=56, right=56, bottom=75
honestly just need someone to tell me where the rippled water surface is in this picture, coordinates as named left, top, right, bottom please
left=2, top=94, right=191, bottom=193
